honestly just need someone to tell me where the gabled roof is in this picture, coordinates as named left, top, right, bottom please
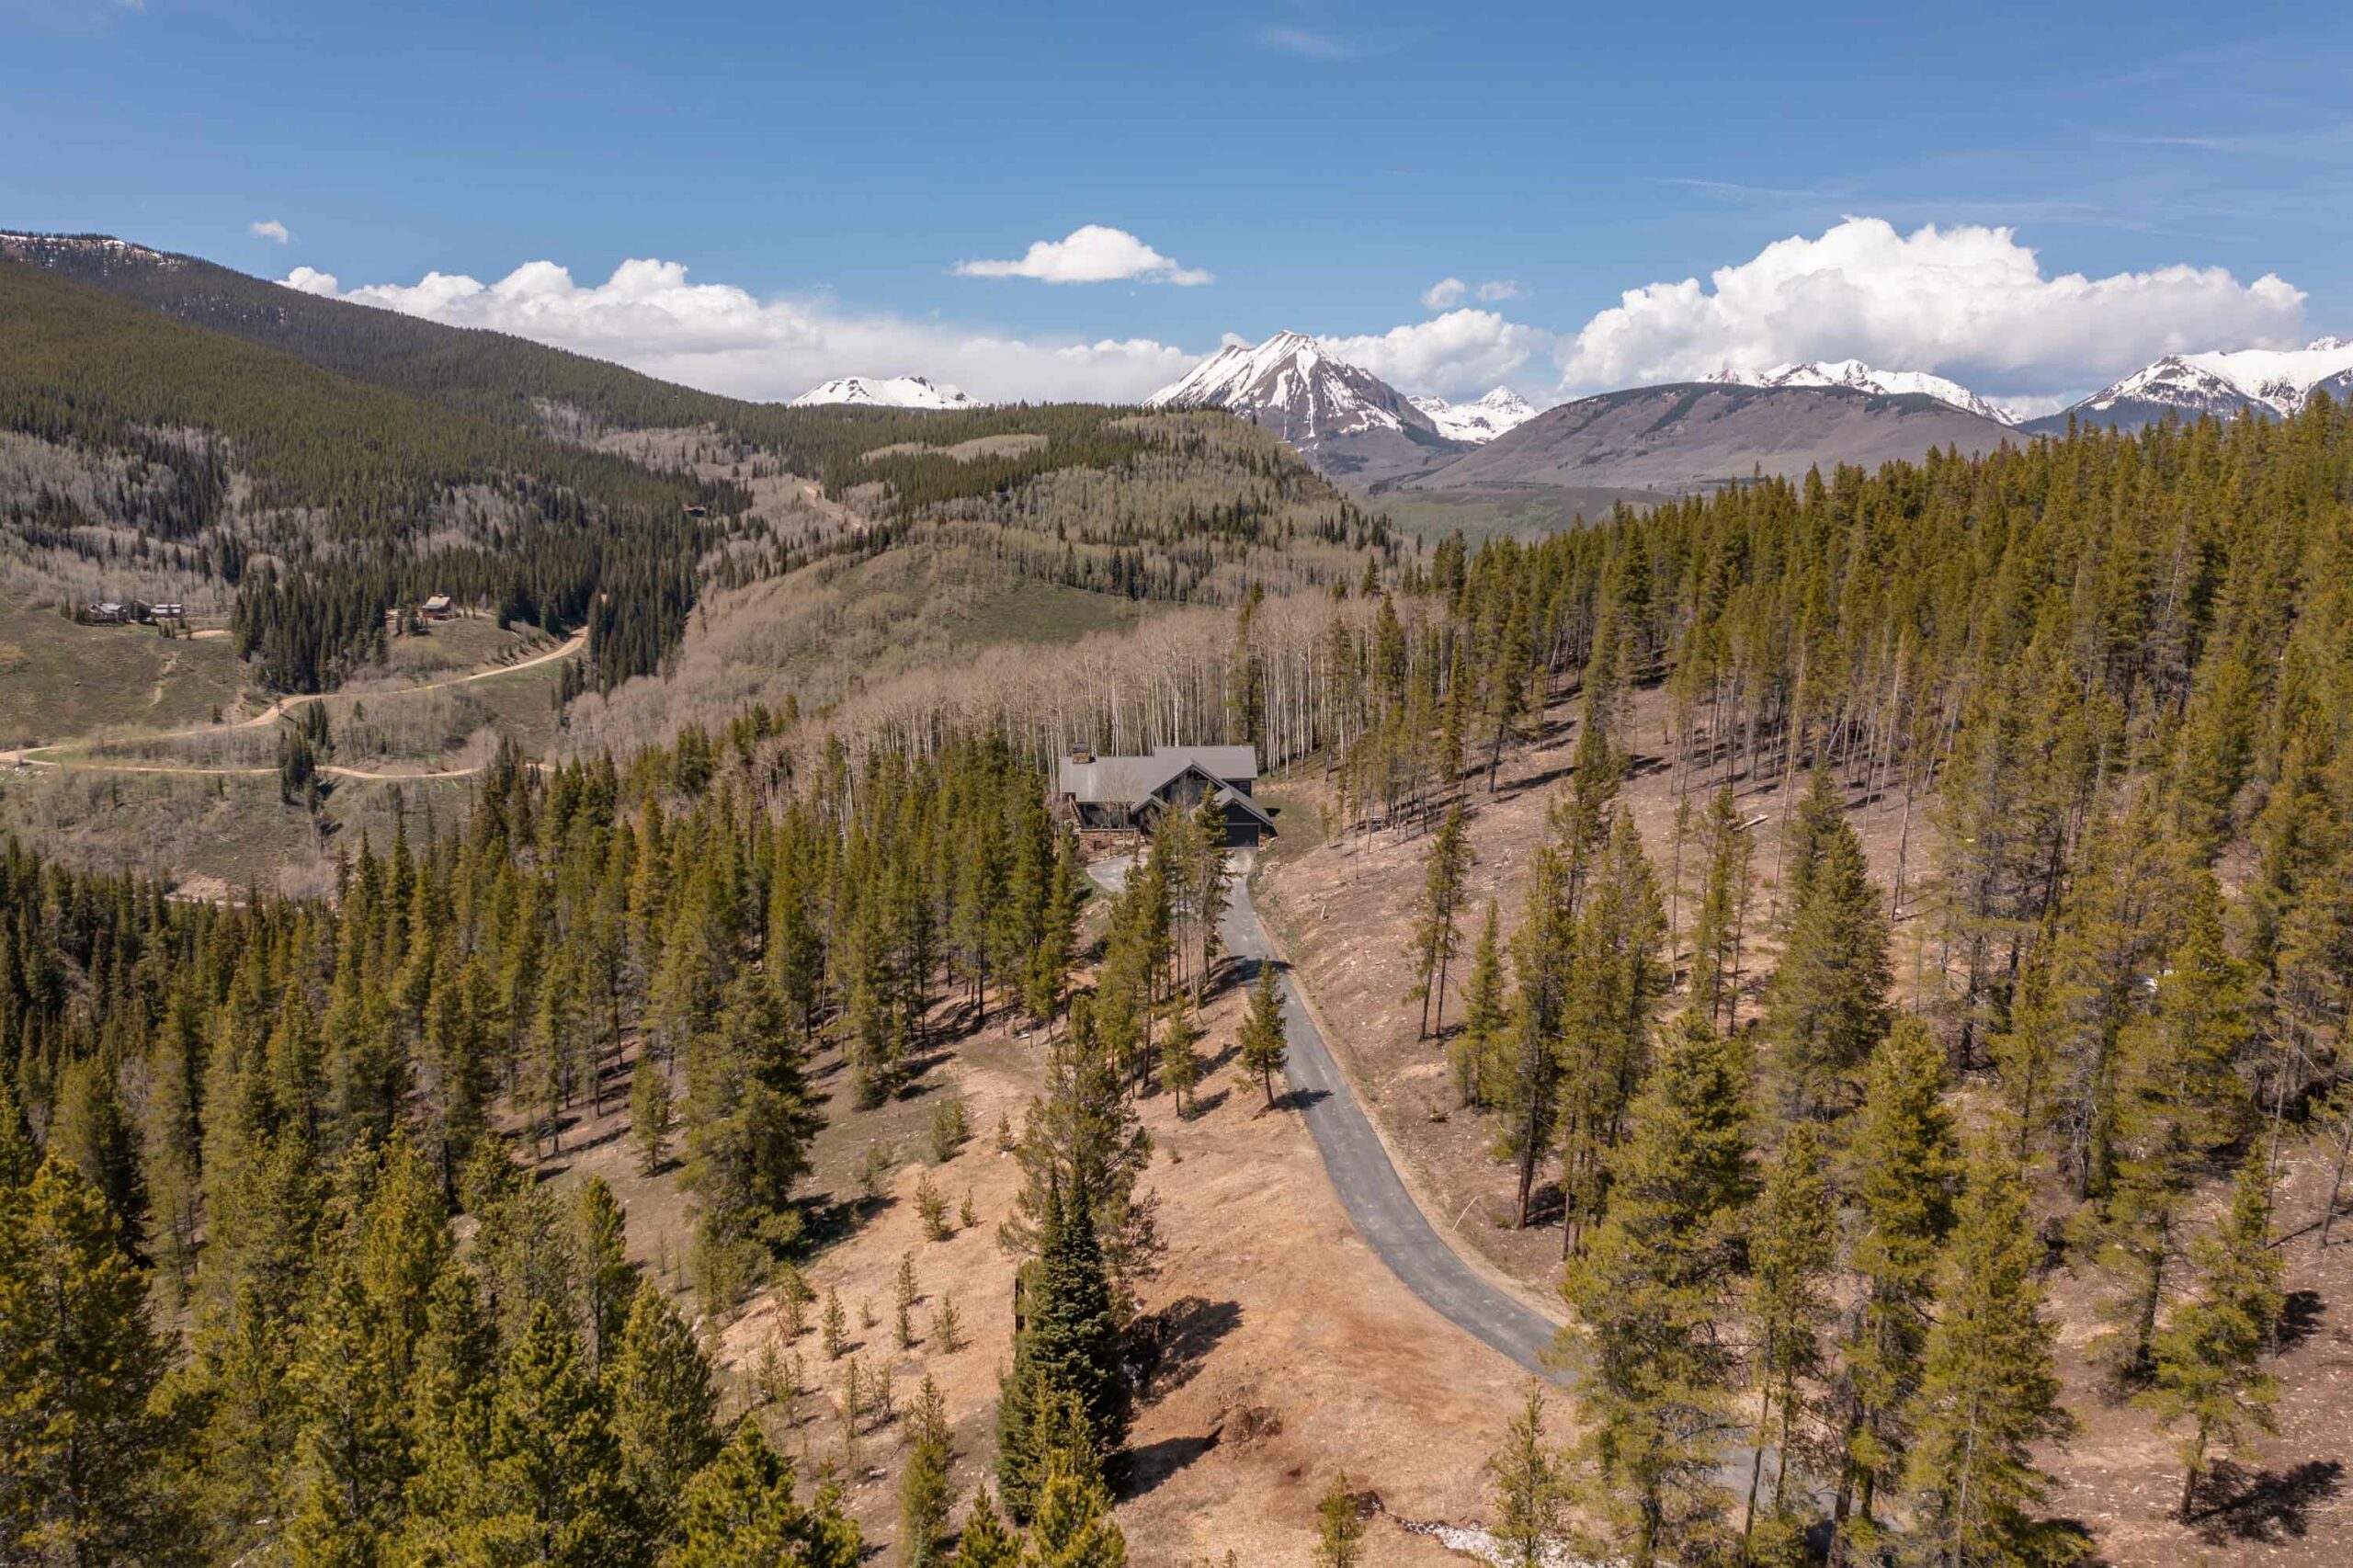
left=1057, top=744, right=1259, bottom=805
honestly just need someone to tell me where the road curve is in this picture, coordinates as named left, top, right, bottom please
left=7, top=629, right=585, bottom=776
left=1089, top=857, right=1569, bottom=1380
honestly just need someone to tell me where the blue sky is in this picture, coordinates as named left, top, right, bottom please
left=6, top=1, right=2349, bottom=407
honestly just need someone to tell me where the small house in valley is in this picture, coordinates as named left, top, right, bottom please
left=420, top=594, right=454, bottom=620
left=1055, top=744, right=1275, bottom=848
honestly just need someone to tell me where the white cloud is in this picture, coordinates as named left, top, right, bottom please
left=250, top=219, right=290, bottom=244
left=1423, top=277, right=1520, bottom=311
left=1321, top=310, right=1552, bottom=400
left=1256, top=25, right=1352, bottom=60
left=279, top=256, right=1195, bottom=403
left=953, top=224, right=1211, bottom=287
left=1555, top=216, right=2306, bottom=397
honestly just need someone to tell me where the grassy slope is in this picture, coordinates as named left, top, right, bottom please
left=0, top=607, right=246, bottom=746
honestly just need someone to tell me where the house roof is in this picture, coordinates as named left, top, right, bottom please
left=1057, top=744, right=1259, bottom=806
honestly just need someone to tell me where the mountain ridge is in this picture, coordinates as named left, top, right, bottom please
left=1147, top=331, right=1471, bottom=483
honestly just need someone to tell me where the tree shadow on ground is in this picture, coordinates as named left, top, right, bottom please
left=1122, top=1296, right=1245, bottom=1499
left=2277, top=1289, right=2325, bottom=1351
left=1136, top=1296, right=1243, bottom=1399
left=2192, top=1458, right=2345, bottom=1543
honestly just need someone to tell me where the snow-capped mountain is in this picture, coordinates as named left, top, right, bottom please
left=1408, top=387, right=1543, bottom=444
left=788, top=375, right=972, bottom=410
left=1705, top=359, right=2017, bottom=426
left=1146, top=332, right=1466, bottom=483
left=2061, top=337, right=2353, bottom=429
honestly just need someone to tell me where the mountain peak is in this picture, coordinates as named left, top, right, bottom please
left=1409, top=386, right=1542, bottom=443
left=788, top=374, right=972, bottom=410
left=1146, top=331, right=1466, bottom=483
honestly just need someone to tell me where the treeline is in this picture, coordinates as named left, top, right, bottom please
left=0, top=262, right=740, bottom=690
left=0, top=712, right=1141, bottom=1562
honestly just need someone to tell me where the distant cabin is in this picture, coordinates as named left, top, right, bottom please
left=419, top=594, right=454, bottom=620
left=1055, top=744, right=1274, bottom=848
left=87, top=601, right=130, bottom=625
left=682, top=503, right=710, bottom=518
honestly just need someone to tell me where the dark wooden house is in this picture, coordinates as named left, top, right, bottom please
left=1055, top=744, right=1275, bottom=848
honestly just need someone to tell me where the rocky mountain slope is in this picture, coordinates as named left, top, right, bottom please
left=1408, top=381, right=2018, bottom=497
left=1705, top=358, right=2018, bottom=425
left=1147, top=331, right=1469, bottom=483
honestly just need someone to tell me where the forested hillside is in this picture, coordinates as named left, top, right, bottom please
left=9, top=271, right=2353, bottom=1566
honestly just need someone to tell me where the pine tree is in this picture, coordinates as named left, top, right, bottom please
left=0, top=1158, right=178, bottom=1568
left=609, top=1278, right=722, bottom=1543
left=2088, top=872, right=2254, bottom=1382
left=1485, top=1382, right=1565, bottom=1568
left=284, top=1255, right=405, bottom=1568
left=1688, top=785, right=1753, bottom=1029
left=1904, top=1139, right=2074, bottom=1566
left=1451, top=899, right=1508, bottom=1108
left=468, top=1301, right=645, bottom=1568
left=1238, top=959, right=1289, bottom=1108
left=1313, top=1471, right=1368, bottom=1568
left=949, top=1488, right=1022, bottom=1568
left=665, top=1418, right=862, bottom=1568
left=1021, top=1448, right=1129, bottom=1568
left=574, top=1176, right=636, bottom=1376
left=1742, top=1121, right=1834, bottom=1543
left=1828, top=1017, right=1960, bottom=1565
left=996, top=1184, right=1127, bottom=1521
left=2143, top=1150, right=2285, bottom=1520
left=899, top=1375, right=956, bottom=1568
left=1759, top=806, right=1890, bottom=1119
left=1158, top=993, right=1203, bottom=1116
left=1407, top=803, right=1476, bottom=1039
left=632, top=1050, right=675, bottom=1176
left=1556, top=1010, right=1749, bottom=1566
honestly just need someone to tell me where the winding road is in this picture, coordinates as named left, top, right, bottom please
left=1090, top=856, right=1571, bottom=1380
left=6, top=629, right=585, bottom=781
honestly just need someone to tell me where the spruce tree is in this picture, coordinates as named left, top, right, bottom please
left=995, top=1184, right=1127, bottom=1521
left=1904, top=1139, right=2074, bottom=1566
left=1556, top=1010, right=1749, bottom=1566
left=2143, top=1150, right=2285, bottom=1520
left=898, top=1375, right=956, bottom=1568
left=1238, top=959, right=1289, bottom=1109
left=1828, top=1017, right=1960, bottom=1564
left=1485, top=1382, right=1565, bottom=1568
left=631, top=1049, right=674, bottom=1176
left=665, top=1418, right=862, bottom=1568
left=609, top=1278, right=722, bottom=1543
left=0, top=1158, right=178, bottom=1568
left=1743, top=1121, right=1833, bottom=1543
left=1451, top=898, right=1508, bottom=1108
left=948, top=1488, right=1022, bottom=1567
left=1407, top=802, right=1476, bottom=1039
left=1021, top=1449, right=1129, bottom=1568
left=1759, top=806, right=1890, bottom=1119
left=468, top=1301, right=644, bottom=1568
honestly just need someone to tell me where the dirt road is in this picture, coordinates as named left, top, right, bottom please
left=6, top=629, right=585, bottom=777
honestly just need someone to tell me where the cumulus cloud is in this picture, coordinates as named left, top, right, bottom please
left=1320, top=310, right=1553, bottom=399
left=1422, top=277, right=1521, bottom=311
left=250, top=219, right=290, bottom=244
left=1554, top=216, right=2306, bottom=397
left=953, top=224, right=1211, bottom=286
left=280, top=257, right=1196, bottom=403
